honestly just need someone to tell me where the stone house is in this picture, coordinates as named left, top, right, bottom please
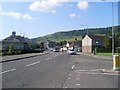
left=0, top=31, right=32, bottom=51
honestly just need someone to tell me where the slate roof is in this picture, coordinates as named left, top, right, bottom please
left=2, top=31, right=31, bottom=43
left=3, top=35, right=25, bottom=42
left=89, top=36, right=105, bottom=42
left=82, top=35, right=105, bottom=42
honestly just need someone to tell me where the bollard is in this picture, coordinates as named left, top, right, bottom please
left=113, top=55, right=120, bottom=70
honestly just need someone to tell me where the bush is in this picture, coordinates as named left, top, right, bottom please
left=96, top=47, right=111, bottom=53
left=14, top=50, right=22, bottom=55
left=1, top=51, right=8, bottom=56
left=8, top=44, right=14, bottom=55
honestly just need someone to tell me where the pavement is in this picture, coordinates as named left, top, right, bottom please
left=0, top=51, right=49, bottom=63
left=78, top=52, right=113, bottom=60
left=62, top=53, right=119, bottom=88
left=78, top=52, right=120, bottom=73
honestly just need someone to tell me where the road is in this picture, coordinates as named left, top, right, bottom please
left=1, top=51, right=119, bottom=88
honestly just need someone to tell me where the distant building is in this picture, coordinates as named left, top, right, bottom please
left=43, top=40, right=56, bottom=50
left=68, top=40, right=82, bottom=52
left=66, top=42, right=70, bottom=49
left=0, top=31, right=32, bottom=51
left=82, top=35, right=105, bottom=53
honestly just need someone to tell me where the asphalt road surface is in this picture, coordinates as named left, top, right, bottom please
left=1, top=51, right=119, bottom=88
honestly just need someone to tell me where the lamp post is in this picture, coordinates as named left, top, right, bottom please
left=101, top=0, right=114, bottom=56
left=112, top=2, right=114, bottom=56
left=81, top=25, right=89, bottom=53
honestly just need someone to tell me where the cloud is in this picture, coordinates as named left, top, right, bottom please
left=69, top=13, right=76, bottom=18
left=52, top=9, right=56, bottom=13
left=1, top=11, right=36, bottom=20
left=29, top=0, right=60, bottom=13
left=77, top=1, right=89, bottom=10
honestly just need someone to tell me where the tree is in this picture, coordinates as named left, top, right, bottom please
left=59, top=41, right=63, bottom=46
left=104, top=33, right=112, bottom=52
left=8, top=44, right=14, bottom=54
left=115, top=33, right=120, bottom=49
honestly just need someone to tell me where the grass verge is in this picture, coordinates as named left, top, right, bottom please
left=96, top=53, right=119, bottom=56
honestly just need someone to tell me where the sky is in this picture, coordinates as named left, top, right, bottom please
left=0, top=0, right=119, bottom=39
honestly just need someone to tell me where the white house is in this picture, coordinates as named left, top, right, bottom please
left=82, top=35, right=105, bottom=53
left=82, top=35, right=92, bottom=53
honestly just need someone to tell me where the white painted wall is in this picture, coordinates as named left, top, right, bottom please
left=82, top=35, right=92, bottom=46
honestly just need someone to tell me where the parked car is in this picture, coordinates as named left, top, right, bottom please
left=68, top=49, right=76, bottom=55
left=53, top=48, right=59, bottom=52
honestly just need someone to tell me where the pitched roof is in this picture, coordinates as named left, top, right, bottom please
left=82, top=35, right=105, bottom=41
left=2, top=32, right=31, bottom=43
left=89, top=36, right=105, bottom=41
left=3, top=35, right=25, bottom=42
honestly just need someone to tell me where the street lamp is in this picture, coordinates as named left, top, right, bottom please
left=81, top=25, right=88, bottom=35
left=81, top=25, right=89, bottom=53
left=112, top=2, right=114, bottom=56
left=101, top=0, right=114, bottom=56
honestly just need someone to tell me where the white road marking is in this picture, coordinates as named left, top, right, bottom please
left=53, top=56, right=56, bottom=57
left=90, top=69, right=106, bottom=71
left=76, top=84, right=80, bottom=86
left=75, top=69, right=120, bottom=76
left=80, top=53, right=112, bottom=59
left=56, top=55, right=58, bottom=56
left=55, top=55, right=58, bottom=57
left=52, top=85, right=54, bottom=88
left=45, top=57, right=53, bottom=61
left=45, top=58, right=49, bottom=60
left=68, top=78, right=71, bottom=79
left=26, top=61, right=40, bottom=67
left=63, top=86, right=67, bottom=88
left=75, top=70, right=87, bottom=72
left=76, top=72, right=120, bottom=76
left=102, top=73, right=120, bottom=76
left=71, top=65, right=75, bottom=70
left=0, top=68, right=16, bottom=74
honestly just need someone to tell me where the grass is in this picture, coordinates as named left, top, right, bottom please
left=46, top=36, right=82, bottom=43
left=96, top=52, right=119, bottom=56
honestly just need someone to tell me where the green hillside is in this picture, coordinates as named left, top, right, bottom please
left=32, top=26, right=120, bottom=43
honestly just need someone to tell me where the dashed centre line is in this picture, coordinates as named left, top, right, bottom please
left=26, top=61, right=40, bottom=67
left=76, top=84, right=80, bottom=86
left=45, top=58, right=49, bottom=61
left=54, top=54, right=58, bottom=57
left=63, top=86, right=67, bottom=88
left=53, top=56, right=56, bottom=57
left=45, top=53, right=62, bottom=60
left=1, top=53, right=63, bottom=75
left=68, top=78, right=71, bottom=79
left=0, top=68, right=16, bottom=74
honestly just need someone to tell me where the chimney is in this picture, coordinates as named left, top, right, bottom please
left=12, top=31, right=16, bottom=37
